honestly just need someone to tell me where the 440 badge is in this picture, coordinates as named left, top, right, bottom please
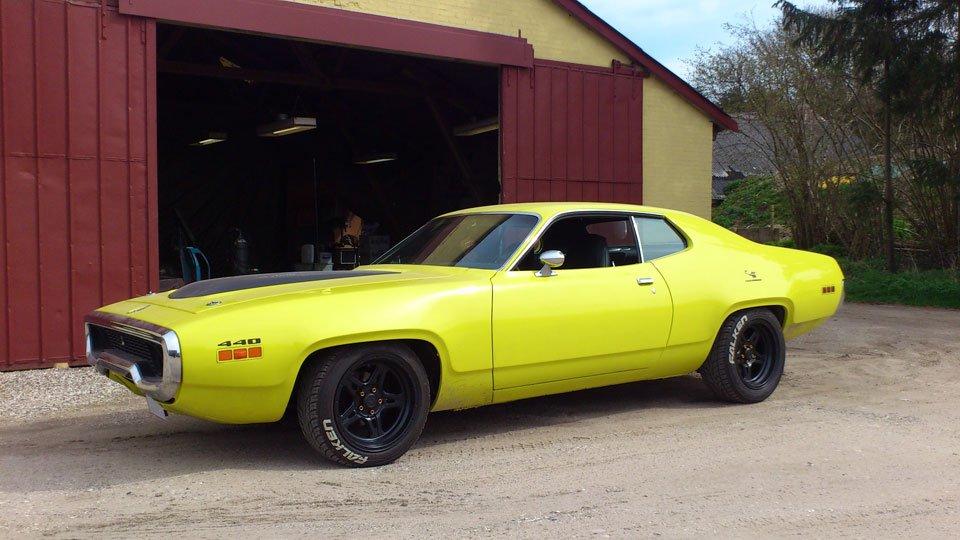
left=216, top=338, right=262, bottom=362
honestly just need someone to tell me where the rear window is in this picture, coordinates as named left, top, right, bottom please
left=634, top=216, right=686, bottom=261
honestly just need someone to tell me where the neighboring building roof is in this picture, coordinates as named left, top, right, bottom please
left=712, top=171, right=745, bottom=201
left=554, top=0, right=739, bottom=132
left=711, top=114, right=777, bottom=201
left=713, top=114, right=776, bottom=179
left=712, top=112, right=868, bottom=198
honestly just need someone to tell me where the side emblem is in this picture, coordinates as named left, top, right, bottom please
left=216, top=337, right=263, bottom=362
left=126, top=305, right=148, bottom=314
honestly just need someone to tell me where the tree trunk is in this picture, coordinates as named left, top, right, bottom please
left=953, top=182, right=960, bottom=270
left=955, top=5, right=960, bottom=271
left=883, top=58, right=897, bottom=273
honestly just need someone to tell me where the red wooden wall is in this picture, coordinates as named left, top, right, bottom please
left=500, top=60, right=644, bottom=204
left=0, top=0, right=158, bottom=370
left=0, top=2, right=644, bottom=371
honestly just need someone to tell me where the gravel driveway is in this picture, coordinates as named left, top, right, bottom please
left=1, top=303, right=959, bottom=538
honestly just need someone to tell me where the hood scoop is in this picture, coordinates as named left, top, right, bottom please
left=168, top=270, right=395, bottom=299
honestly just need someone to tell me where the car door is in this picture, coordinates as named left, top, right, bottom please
left=491, top=212, right=673, bottom=389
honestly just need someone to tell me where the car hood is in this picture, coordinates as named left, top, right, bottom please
left=131, top=265, right=487, bottom=314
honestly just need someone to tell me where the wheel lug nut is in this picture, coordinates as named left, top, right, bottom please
left=372, top=388, right=377, bottom=393
left=360, top=391, right=365, bottom=396
left=378, top=399, right=382, bottom=404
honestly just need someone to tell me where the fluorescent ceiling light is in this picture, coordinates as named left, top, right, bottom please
left=353, top=152, right=398, bottom=165
left=257, top=116, right=317, bottom=137
left=454, top=117, right=499, bottom=137
left=190, top=132, right=227, bottom=146
left=219, top=56, right=241, bottom=69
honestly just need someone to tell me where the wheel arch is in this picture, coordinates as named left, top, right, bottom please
left=722, top=298, right=792, bottom=328
left=287, top=331, right=447, bottom=413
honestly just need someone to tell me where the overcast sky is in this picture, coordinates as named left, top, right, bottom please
left=578, top=0, right=831, bottom=78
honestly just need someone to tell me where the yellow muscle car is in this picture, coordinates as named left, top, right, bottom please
left=85, top=203, right=843, bottom=466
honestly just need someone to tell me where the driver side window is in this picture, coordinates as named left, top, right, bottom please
left=516, top=214, right=639, bottom=271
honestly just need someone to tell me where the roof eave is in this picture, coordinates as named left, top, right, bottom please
left=552, top=0, right=739, bottom=132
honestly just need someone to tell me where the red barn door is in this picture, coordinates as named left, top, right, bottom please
left=0, top=1, right=158, bottom=369
left=500, top=60, right=644, bottom=204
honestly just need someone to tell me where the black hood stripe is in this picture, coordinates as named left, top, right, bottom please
left=168, top=270, right=395, bottom=299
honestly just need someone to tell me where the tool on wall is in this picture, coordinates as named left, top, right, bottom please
left=230, top=228, right=252, bottom=275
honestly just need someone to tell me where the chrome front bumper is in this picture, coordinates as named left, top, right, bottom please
left=84, top=312, right=183, bottom=402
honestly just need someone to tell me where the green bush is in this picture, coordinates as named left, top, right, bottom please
left=838, top=258, right=960, bottom=309
left=809, top=243, right=846, bottom=258
left=892, top=217, right=917, bottom=242
left=713, top=176, right=787, bottom=229
left=767, top=238, right=796, bottom=248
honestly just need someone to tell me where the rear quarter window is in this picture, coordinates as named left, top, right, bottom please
left=635, top=216, right=686, bottom=261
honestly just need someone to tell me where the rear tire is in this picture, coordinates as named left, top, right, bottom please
left=297, top=343, right=430, bottom=467
left=699, top=308, right=785, bottom=403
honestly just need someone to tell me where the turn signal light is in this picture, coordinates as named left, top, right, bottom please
left=217, top=347, right=263, bottom=361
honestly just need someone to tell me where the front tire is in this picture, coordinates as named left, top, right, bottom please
left=297, top=343, right=430, bottom=467
left=699, top=308, right=786, bottom=403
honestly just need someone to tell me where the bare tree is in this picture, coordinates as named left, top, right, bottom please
left=691, top=22, right=877, bottom=252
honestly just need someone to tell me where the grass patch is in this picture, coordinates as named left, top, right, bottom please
left=838, top=258, right=960, bottom=309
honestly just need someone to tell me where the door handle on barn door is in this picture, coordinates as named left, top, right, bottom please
left=636, top=277, right=655, bottom=286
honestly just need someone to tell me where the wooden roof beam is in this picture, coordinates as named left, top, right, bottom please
left=158, top=60, right=422, bottom=97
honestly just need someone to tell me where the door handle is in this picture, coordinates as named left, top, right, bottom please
left=636, top=277, right=655, bottom=286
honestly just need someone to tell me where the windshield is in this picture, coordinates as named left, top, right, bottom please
left=374, top=213, right=538, bottom=269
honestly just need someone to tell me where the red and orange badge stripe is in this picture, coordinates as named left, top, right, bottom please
left=218, top=346, right=263, bottom=362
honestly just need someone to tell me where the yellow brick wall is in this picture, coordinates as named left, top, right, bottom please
left=642, top=76, right=714, bottom=218
left=288, top=0, right=629, bottom=67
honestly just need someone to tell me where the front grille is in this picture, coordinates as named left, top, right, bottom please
left=88, top=325, right=165, bottom=378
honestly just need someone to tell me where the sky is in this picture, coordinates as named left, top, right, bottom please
left=578, top=0, right=831, bottom=79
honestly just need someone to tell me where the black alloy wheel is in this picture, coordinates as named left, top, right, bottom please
left=733, top=322, right=778, bottom=390
left=334, top=358, right=416, bottom=453
left=297, top=343, right=430, bottom=467
left=699, top=308, right=786, bottom=403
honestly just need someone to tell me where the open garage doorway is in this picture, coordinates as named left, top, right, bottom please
left=155, top=24, right=500, bottom=287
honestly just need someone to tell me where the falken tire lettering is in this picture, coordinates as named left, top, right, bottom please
left=728, top=314, right=749, bottom=364
left=322, top=419, right=368, bottom=464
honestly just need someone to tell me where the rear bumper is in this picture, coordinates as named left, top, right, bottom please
left=84, top=312, right=183, bottom=402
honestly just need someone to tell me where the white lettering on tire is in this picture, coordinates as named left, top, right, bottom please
left=728, top=315, right=749, bottom=364
left=322, top=419, right=368, bottom=464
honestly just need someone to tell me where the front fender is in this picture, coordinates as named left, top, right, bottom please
left=291, top=328, right=491, bottom=413
left=93, top=268, right=495, bottom=423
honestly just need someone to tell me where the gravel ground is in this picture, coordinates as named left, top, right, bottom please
left=1, top=303, right=959, bottom=538
left=0, top=366, right=134, bottom=422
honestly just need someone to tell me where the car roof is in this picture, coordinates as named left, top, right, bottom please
left=440, top=202, right=695, bottom=221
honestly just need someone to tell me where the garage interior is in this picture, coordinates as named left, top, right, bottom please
left=156, top=24, right=500, bottom=286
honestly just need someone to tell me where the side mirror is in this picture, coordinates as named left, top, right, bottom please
left=536, top=250, right=565, bottom=277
